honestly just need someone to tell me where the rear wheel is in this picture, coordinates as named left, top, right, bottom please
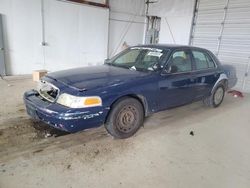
left=203, top=83, right=225, bottom=108
left=105, top=97, right=144, bottom=139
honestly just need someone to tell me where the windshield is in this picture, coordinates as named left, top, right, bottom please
left=106, top=47, right=168, bottom=72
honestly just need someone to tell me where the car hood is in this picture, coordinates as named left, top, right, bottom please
left=45, top=65, right=148, bottom=91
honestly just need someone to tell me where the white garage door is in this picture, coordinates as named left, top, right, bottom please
left=190, top=0, right=250, bottom=92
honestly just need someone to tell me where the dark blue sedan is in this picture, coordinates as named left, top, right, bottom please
left=24, top=44, right=237, bottom=138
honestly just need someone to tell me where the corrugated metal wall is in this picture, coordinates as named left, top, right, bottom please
left=191, top=0, right=250, bottom=92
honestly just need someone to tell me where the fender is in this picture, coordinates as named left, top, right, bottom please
left=212, top=73, right=228, bottom=93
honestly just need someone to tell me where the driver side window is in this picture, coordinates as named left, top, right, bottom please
left=167, top=50, right=192, bottom=73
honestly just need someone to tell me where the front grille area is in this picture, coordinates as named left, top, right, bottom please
left=37, top=80, right=59, bottom=102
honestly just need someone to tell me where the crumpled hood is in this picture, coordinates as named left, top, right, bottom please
left=45, top=65, right=148, bottom=91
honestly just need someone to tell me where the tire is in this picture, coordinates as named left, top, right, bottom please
left=203, top=83, right=225, bottom=108
left=105, top=97, right=144, bottom=139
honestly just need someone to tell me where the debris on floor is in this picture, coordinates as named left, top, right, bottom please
left=44, top=132, right=52, bottom=138
left=31, top=121, right=69, bottom=138
left=0, top=118, right=69, bottom=152
left=67, top=164, right=71, bottom=169
left=189, top=131, right=194, bottom=136
left=228, top=90, right=244, bottom=98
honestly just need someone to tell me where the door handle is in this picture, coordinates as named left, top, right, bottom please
left=0, top=47, right=4, bottom=51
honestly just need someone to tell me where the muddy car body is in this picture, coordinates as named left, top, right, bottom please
left=24, top=44, right=237, bottom=138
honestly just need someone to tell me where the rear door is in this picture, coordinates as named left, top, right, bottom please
left=158, top=49, right=196, bottom=109
left=191, top=50, right=219, bottom=99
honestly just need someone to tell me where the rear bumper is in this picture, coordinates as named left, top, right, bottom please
left=23, top=90, right=108, bottom=133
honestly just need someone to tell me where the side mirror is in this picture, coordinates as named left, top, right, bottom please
left=151, top=62, right=161, bottom=71
left=161, top=65, right=178, bottom=75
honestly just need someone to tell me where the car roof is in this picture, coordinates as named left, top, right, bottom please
left=132, top=44, right=207, bottom=51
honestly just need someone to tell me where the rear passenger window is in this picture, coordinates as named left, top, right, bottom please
left=192, top=51, right=215, bottom=70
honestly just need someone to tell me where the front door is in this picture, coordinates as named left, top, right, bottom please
left=158, top=49, right=196, bottom=110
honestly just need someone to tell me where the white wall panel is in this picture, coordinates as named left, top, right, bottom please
left=148, top=0, right=195, bottom=45
left=108, top=0, right=146, bottom=58
left=0, top=0, right=109, bottom=75
left=109, top=0, right=145, bottom=15
left=159, top=15, right=194, bottom=44
left=0, top=0, right=44, bottom=75
left=44, top=0, right=109, bottom=71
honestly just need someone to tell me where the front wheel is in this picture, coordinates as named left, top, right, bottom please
left=105, top=97, right=144, bottom=139
left=203, top=84, right=225, bottom=108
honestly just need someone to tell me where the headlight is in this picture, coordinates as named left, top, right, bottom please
left=57, top=93, right=102, bottom=108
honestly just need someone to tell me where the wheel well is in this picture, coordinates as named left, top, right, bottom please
left=127, top=94, right=148, bottom=115
left=104, top=95, right=148, bottom=124
left=211, top=78, right=228, bottom=95
left=220, top=79, right=228, bottom=90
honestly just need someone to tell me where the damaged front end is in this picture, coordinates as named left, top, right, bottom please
left=23, top=80, right=108, bottom=133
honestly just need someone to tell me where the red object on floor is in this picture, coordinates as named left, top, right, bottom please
left=227, top=90, right=244, bottom=98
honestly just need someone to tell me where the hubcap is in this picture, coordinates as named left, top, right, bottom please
left=116, top=105, right=138, bottom=133
left=214, top=87, right=224, bottom=105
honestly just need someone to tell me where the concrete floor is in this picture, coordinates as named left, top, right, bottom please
left=0, top=76, right=250, bottom=188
